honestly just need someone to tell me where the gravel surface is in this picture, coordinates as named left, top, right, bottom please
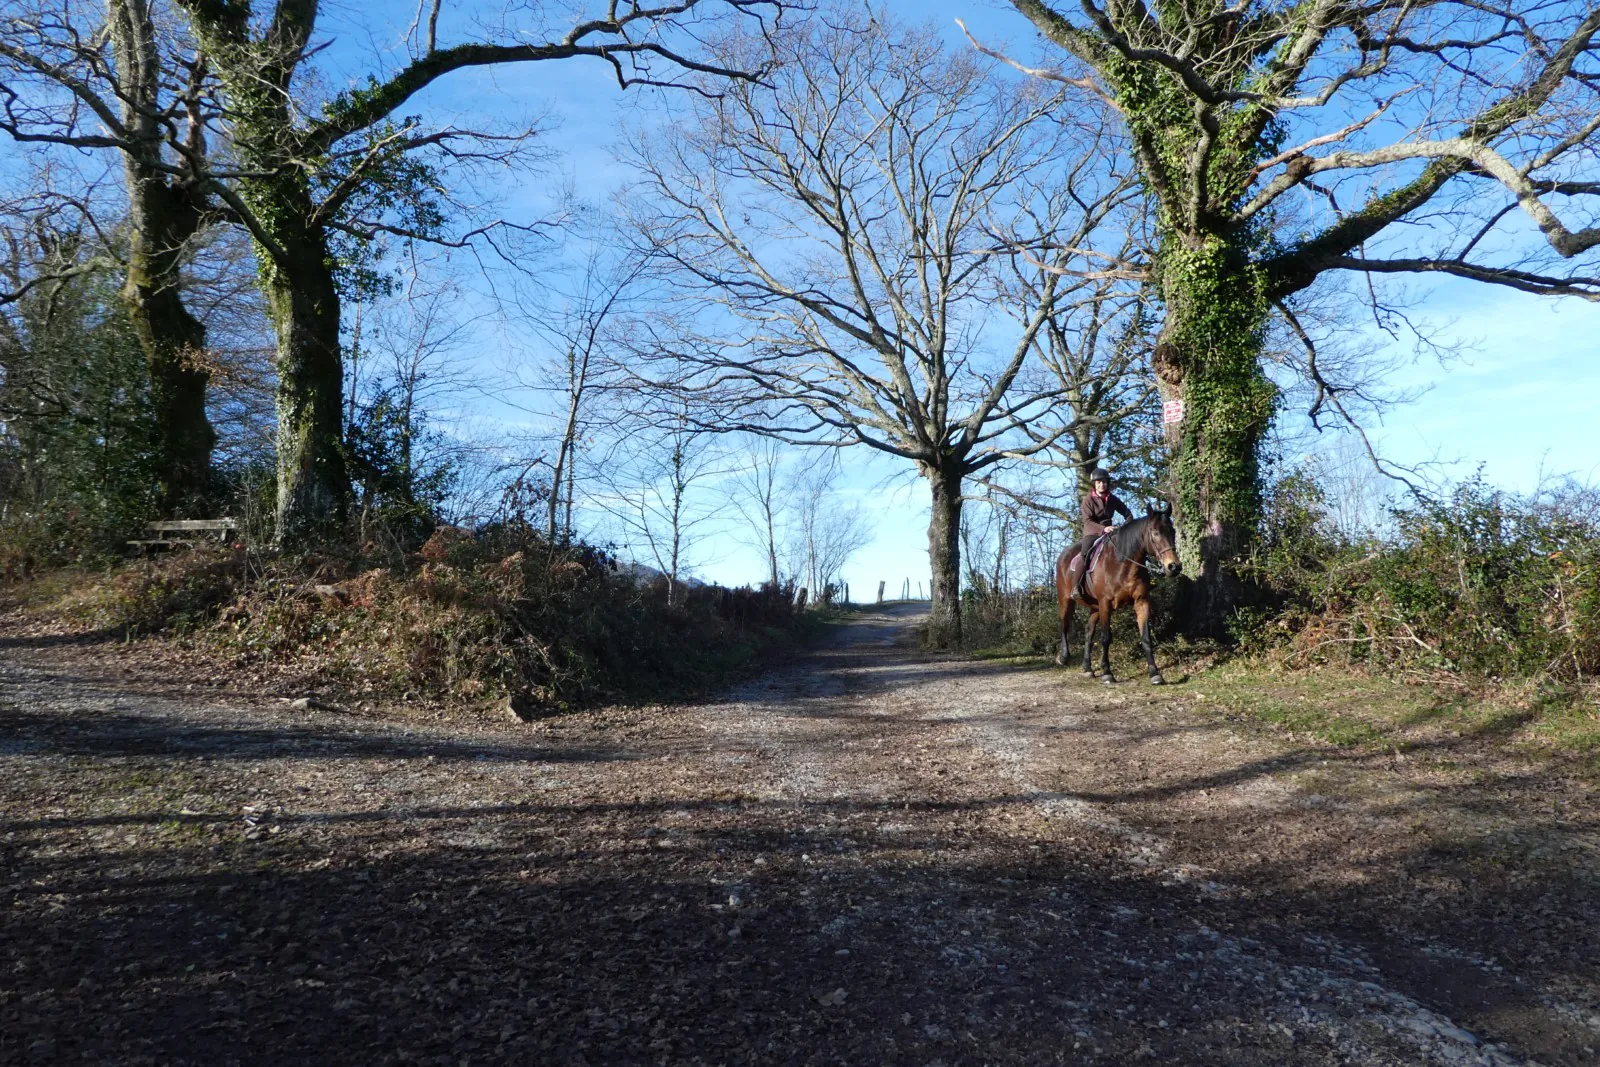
left=2, top=603, right=1596, bottom=1065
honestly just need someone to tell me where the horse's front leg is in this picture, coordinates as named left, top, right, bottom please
left=1099, top=604, right=1115, bottom=684
left=1135, top=597, right=1164, bottom=685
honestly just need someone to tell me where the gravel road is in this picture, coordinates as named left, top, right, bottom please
left=2, top=603, right=1596, bottom=1065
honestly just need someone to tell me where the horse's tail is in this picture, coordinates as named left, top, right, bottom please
left=1055, top=541, right=1084, bottom=594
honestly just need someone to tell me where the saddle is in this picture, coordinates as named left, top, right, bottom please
left=1075, top=532, right=1114, bottom=600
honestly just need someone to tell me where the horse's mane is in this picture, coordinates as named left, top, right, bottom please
left=1113, top=516, right=1152, bottom=562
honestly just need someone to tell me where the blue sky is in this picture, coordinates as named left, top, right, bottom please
left=1362, top=284, right=1600, bottom=489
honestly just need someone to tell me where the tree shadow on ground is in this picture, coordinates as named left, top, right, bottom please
left=2, top=775, right=1596, bottom=1065
left=0, top=705, right=638, bottom=766
left=0, top=628, right=129, bottom=650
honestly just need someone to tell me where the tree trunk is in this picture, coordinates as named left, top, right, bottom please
left=122, top=192, right=215, bottom=511
left=1152, top=237, right=1277, bottom=637
left=177, top=2, right=351, bottom=545
left=763, top=478, right=779, bottom=589
left=925, top=466, right=964, bottom=648
left=549, top=348, right=582, bottom=541
left=564, top=459, right=574, bottom=540
left=112, top=0, right=215, bottom=513
left=264, top=229, right=349, bottom=545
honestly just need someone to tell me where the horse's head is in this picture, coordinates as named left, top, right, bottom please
left=1145, top=504, right=1182, bottom=577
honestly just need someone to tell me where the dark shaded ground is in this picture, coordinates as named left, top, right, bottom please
left=1, top=604, right=1595, bottom=1065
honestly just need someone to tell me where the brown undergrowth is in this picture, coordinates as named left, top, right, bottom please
left=1, top=528, right=814, bottom=716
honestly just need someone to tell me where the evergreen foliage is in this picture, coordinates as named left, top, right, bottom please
left=344, top=383, right=459, bottom=549
left=1, top=255, right=161, bottom=572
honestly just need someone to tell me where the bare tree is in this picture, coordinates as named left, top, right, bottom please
left=1021, top=284, right=1163, bottom=493
left=729, top=433, right=789, bottom=590
left=341, top=265, right=486, bottom=547
left=997, top=0, right=1600, bottom=632
left=625, top=7, right=1141, bottom=644
left=594, top=406, right=731, bottom=607
left=782, top=461, right=874, bottom=603
left=961, top=485, right=1016, bottom=597
left=498, top=244, right=648, bottom=542
left=974, top=255, right=1167, bottom=525
left=1303, top=431, right=1396, bottom=541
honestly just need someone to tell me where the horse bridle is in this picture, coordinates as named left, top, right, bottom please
left=1128, top=526, right=1176, bottom=578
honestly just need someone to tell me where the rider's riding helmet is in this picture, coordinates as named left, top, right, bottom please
left=1090, top=468, right=1112, bottom=485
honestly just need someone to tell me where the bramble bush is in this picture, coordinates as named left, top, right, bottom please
left=1241, top=473, right=1600, bottom=686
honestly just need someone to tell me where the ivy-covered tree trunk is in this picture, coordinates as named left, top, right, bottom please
left=178, top=2, right=352, bottom=545
left=257, top=203, right=350, bottom=544
left=1152, top=239, right=1277, bottom=636
left=925, top=465, right=965, bottom=648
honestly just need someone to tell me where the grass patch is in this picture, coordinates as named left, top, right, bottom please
left=1182, top=660, right=1600, bottom=767
left=1526, top=696, right=1600, bottom=759
left=962, top=603, right=1600, bottom=769
left=1243, top=697, right=1384, bottom=747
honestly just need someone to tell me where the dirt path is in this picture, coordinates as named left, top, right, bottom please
left=2, top=605, right=1596, bottom=1065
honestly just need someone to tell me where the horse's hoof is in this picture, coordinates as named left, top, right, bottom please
left=1082, top=668, right=1095, bottom=677
left=1150, top=674, right=1166, bottom=686
left=1054, top=654, right=1067, bottom=666
left=1101, top=675, right=1115, bottom=686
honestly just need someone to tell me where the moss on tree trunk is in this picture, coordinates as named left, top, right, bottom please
left=112, top=0, right=215, bottom=514
left=121, top=200, right=215, bottom=513
left=180, top=0, right=353, bottom=545
left=258, top=211, right=349, bottom=545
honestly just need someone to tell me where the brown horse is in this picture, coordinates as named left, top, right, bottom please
left=1054, top=508, right=1182, bottom=684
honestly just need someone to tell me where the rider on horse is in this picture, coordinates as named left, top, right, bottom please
left=1054, top=471, right=1182, bottom=685
left=1072, top=468, right=1133, bottom=588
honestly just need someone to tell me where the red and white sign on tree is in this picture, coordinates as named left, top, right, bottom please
left=1162, top=399, right=1185, bottom=424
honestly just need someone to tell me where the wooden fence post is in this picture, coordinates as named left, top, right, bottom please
left=877, top=580, right=886, bottom=604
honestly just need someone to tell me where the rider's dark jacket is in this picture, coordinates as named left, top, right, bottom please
left=1081, top=490, right=1133, bottom=537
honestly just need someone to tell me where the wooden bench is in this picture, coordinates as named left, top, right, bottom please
left=128, top=518, right=240, bottom=552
